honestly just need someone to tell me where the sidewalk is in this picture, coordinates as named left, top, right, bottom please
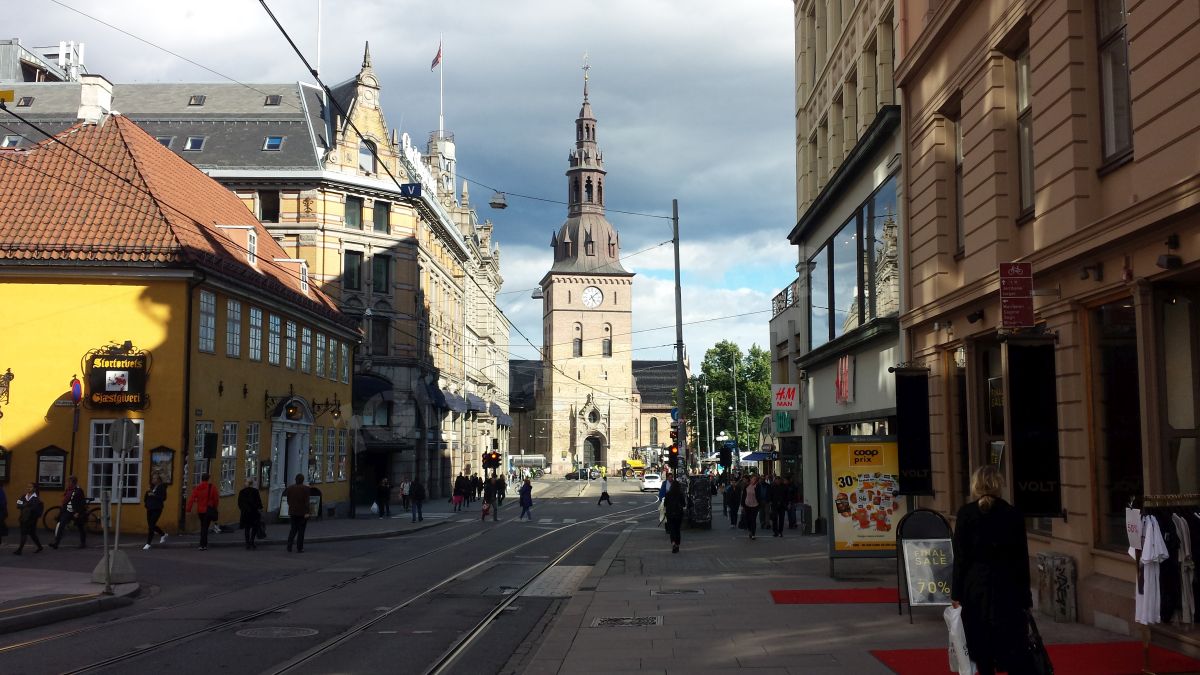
left=518, top=506, right=1160, bottom=675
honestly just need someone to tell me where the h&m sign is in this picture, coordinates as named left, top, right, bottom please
left=84, top=343, right=151, bottom=410
left=772, top=383, right=801, bottom=410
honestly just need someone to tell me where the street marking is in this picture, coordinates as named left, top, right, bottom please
left=377, top=630, right=397, bottom=634
left=538, top=518, right=553, bottom=524
left=412, top=630, right=433, bottom=634
left=562, top=518, right=576, bottom=523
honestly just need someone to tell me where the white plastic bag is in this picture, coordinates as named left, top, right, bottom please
left=945, top=605, right=976, bottom=674
left=370, top=502, right=379, bottom=515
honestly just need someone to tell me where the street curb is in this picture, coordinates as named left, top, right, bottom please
left=141, top=518, right=450, bottom=550
left=0, top=583, right=140, bottom=635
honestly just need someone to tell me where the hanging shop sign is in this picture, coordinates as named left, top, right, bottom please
left=824, top=436, right=907, bottom=576
left=772, top=384, right=801, bottom=410
left=1000, top=262, right=1035, bottom=328
left=894, top=369, right=934, bottom=496
left=83, top=343, right=151, bottom=410
left=775, top=411, right=794, bottom=433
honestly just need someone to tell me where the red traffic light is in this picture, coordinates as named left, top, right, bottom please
left=668, top=445, right=678, bottom=456
left=670, top=430, right=678, bottom=440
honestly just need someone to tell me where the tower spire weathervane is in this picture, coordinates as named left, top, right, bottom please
left=582, top=51, right=590, bottom=101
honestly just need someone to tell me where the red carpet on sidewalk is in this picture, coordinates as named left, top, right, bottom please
left=770, top=587, right=899, bottom=604
left=871, top=641, right=1200, bottom=674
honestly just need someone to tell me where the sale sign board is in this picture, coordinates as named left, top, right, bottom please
left=826, top=437, right=907, bottom=556
left=772, top=383, right=800, bottom=410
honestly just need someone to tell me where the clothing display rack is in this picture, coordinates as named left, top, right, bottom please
left=1136, top=493, right=1200, bottom=675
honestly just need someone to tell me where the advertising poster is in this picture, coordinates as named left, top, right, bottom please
left=827, top=436, right=906, bottom=554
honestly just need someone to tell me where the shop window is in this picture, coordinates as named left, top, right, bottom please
left=948, top=347, right=971, bottom=508
left=1008, top=342, right=1062, bottom=520
left=1162, top=294, right=1199, bottom=493
left=311, top=428, right=324, bottom=484
left=88, top=420, right=143, bottom=503
left=220, top=422, right=238, bottom=496
left=244, top=422, right=260, bottom=485
left=1092, top=300, right=1142, bottom=548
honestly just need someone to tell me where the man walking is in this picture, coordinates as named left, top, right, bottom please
left=238, top=478, right=264, bottom=550
left=376, top=477, right=392, bottom=518
left=409, top=478, right=426, bottom=522
left=482, top=477, right=499, bottom=521
left=50, top=475, right=87, bottom=549
left=597, top=476, right=612, bottom=506
left=186, top=472, right=219, bottom=551
left=399, top=477, right=411, bottom=512
left=496, top=475, right=507, bottom=509
left=770, top=476, right=789, bottom=537
left=284, top=474, right=311, bottom=553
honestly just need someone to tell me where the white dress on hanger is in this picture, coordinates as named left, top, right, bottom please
left=1136, top=515, right=1169, bottom=625
left=1173, top=513, right=1194, bottom=626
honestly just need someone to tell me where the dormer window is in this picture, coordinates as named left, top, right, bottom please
left=358, top=140, right=376, bottom=173
left=155, top=136, right=173, bottom=148
left=184, top=136, right=205, bottom=151
left=264, top=94, right=282, bottom=106
left=16, top=96, right=33, bottom=107
left=300, top=261, right=309, bottom=293
left=263, top=136, right=284, bottom=151
left=1, top=136, right=19, bottom=148
left=188, top=95, right=206, bottom=106
left=247, top=230, right=258, bottom=265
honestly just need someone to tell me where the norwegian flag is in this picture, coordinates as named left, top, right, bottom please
left=430, top=42, right=442, bottom=71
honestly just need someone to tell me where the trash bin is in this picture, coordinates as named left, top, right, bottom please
left=1036, top=552, right=1077, bottom=623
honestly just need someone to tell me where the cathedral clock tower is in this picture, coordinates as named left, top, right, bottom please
left=538, top=65, right=637, bottom=476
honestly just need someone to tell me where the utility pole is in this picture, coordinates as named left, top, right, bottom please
left=672, top=199, right=688, bottom=470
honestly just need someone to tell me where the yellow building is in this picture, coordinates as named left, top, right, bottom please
left=0, top=76, right=357, bottom=534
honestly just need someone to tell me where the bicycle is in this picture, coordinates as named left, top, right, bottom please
left=42, top=497, right=104, bottom=536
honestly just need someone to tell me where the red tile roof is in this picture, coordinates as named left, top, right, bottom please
left=0, top=114, right=353, bottom=330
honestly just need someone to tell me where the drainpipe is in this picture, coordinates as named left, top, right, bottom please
left=178, top=272, right=204, bottom=532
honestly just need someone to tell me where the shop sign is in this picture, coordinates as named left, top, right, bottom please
left=900, top=539, right=954, bottom=606
left=894, top=369, right=934, bottom=496
left=84, top=344, right=151, bottom=410
left=772, top=384, right=800, bottom=410
left=834, top=355, right=854, bottom=404
left=775, top=411, right=794, bottom=433
left=825, top=436, right=906, bottom=557
left=1000, top=262, right=1035, bottom=328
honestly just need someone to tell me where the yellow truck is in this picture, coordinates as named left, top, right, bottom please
left=622, top=459, right=646, bottom=479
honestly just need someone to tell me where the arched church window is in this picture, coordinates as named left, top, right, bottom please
left=585, top=240, right=595, bottom=256
left=602, top=324, right=612, bottom=357
left=585, top=178, right=594, bottom=203
left=577, top=123, right=583, bottom=141
left=598, top=180, right=603, bottom=205
left=588, top=409, right=600, bottom=424
left=572, top=178, right=580, bottom=204
left=650, top=418, right=658, bottom=446
left=359, top=140, right=376, bottom=173
left=573, top=323, right=583, bottom=357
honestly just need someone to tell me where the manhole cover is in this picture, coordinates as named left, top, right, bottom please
left=590, top=616, right=662, bottom=627
left=651, top=589, right=705, bottom=596
left=236, top=627, right=319, bottom=639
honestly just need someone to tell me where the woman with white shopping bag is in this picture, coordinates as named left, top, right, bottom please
left=951, top=465, right=1042, bottom=675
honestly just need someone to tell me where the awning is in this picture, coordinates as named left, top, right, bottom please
left=353, top=374, right=393, bottom=406
left=489, top=402, right=503, bottom=418
left=466, top=393, right=487, bottom=413
left=497, top=413, right=513, bottom=427
left=444, top=392, right=468, bottom=413
left=741, top=451, right=777, bottom=462
left=425, top=383, right=447, bottom=409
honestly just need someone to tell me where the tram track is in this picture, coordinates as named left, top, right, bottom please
left=51, top=501, right=655, bottom=675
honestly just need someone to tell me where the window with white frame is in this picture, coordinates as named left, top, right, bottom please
left=192, top=421, right=214, bottom=487
left=310, top=428, right=323, bottom=484
left=341, top=344, right=350, bottom=382
left=285, top=321, right=297, bottom=369
left=88, top=419, right=143, bottom=503
left=300, top=261, right=309, bottom=294
left=301, top=327, right=312, bottom=373
left=245, top=422, right=260, bottom=485
left=268, top=314, right=281, bottom=365
left=327, top=429, right=337, bottom=482
left=247, top=230, right=258, bottom=265
left=226, top=299, right=242, bottom=358
left=316, top=334, right=326, bottom=378
left=326, top=429, right=337, bottom=482
left=249, top=307, right=263, bottom=361
left=220, top=422, right=238, bottom=495
left=328, top=339, right=338, bottom=379
left=337, top=429, right=348, bottom=480
left=199, top=290, right=216, bottom=353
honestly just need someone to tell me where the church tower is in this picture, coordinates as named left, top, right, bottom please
left=538, top=64, right=638, bottom=476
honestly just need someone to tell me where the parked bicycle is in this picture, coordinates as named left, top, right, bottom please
left=42, top=496, right=104, bottom=535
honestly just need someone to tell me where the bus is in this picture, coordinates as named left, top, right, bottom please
left=510, top=455, right=547, bottom=476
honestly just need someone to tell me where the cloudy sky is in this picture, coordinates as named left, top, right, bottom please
left=19, top=0, right=798, bottom=363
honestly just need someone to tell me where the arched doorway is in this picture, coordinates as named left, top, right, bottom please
left=583, top=434, right=604, bottom=468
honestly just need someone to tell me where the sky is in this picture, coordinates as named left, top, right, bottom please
left=17, top=0, right=799, bottom=364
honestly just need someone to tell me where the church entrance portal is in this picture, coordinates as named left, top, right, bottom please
left=583, top=435, right=604, bottom=468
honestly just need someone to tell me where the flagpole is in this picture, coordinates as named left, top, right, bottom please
left=438, top=34, right=444, bottom=134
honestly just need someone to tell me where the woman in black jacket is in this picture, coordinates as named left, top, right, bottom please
left=951, top=465, right=1034, bottom=675
left=238, top=478, right=265, bottom=550
left=143, top=472, right=168, bottom=550
left=664, top=480, right=685, bottom=553
left=14, top=482, right=44, bottom=555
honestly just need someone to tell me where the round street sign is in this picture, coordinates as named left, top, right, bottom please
left=670, top=407, right=679, bottom=421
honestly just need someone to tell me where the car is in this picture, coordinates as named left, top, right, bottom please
left=564, top=470, right=581, bottom=480
left=640, top=473, right=662, bottom=493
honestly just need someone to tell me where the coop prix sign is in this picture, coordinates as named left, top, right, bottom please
left=85, top=346, right=150, bottom=410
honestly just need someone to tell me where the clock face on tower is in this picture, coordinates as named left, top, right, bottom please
left=582, top=286, right=603, bottom=308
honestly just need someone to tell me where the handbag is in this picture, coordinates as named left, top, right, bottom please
left=658, top=500, right=666, bottom=525
left=1023, top=610, right=1055, bottom=675
left=944, top=606, right=975, bottom=674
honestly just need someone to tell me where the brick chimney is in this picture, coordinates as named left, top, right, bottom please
left=77, top=73, right=113, bottom=124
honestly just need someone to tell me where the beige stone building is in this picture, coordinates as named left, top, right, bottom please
left=4, top=45, right=511, bottom=500
left=897, top=0, right=1200, bottom=641
left=769, top=0, right=901, bottom=528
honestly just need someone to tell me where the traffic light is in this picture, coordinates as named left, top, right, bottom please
left=669, top=429, right=678, bottom=441
left=489, top=451, right=501, bottom=467
left=667, top=444, right=679, bottom=470
left=482, top=451, right=491, bottom=469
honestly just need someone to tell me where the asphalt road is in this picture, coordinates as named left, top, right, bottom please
left=0, top=478, right=660, bottom=675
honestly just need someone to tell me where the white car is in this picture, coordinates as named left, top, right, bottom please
left=640, top=473, right=662, bottom=493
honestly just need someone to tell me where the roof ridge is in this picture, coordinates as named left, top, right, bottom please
left=111, top=116, right=182, bottom=256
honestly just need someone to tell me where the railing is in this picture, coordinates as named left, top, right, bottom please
left=772, top=278, right=800, bottom=317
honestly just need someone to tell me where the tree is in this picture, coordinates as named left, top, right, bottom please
left=692, top=340, right=771, bottom=454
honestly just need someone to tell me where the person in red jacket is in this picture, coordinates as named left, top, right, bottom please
left=186, top=473, right=219, bottom=550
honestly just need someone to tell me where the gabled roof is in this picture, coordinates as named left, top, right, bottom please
left=0, top=113, right=353, bottom=330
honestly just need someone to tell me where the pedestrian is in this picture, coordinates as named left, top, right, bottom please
left=756, top=475, right=770, bottom=529
left=518, top=478, right=533, bottom=521
left=770, top=476, right=789, bottom=537
left=496, top=475, right=508, bottom=509
left=143, top=472, right=168, bottom=550
left=238, top=478, right=264, bottom=550
left=787, top=476, right=801, bottom=530
left=452, top=472, right=467, bottom=511
left=0, top=484, right=8, bottom=548
left=726, top=480, right=741, bottom=529
left=951, top=465, right=1035, bottom=675
left=284, top=473, right=311, bottom=553
left=663, top=479, right=685, bottom=553
left=186, top=473, right=219, bottom=550
left=376, top=477, right=392, bottom=518
left=399, top=477, right=411, bottom=512
left=49, top=475, right=87, bottom=549
left=471, top=473, right=483, bottom=504
left=742, top=475, right=761, bottom=540
left=13, top=482, right=44, bottom=554
left=409, top=478, right=426, bottom=522
left=482, top=477, right=499, bottom=521
left=597, top=476, right=612, bottom=506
